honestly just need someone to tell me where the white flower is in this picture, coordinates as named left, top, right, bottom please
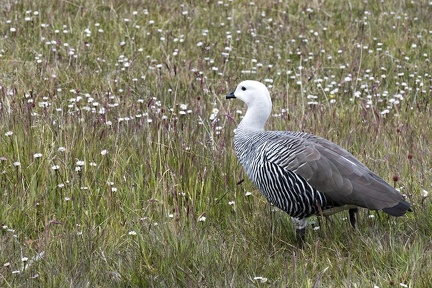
left=253, top=277, right=268, bottom=283
left=198, top=216, right=206, bottom=222
left=13, top=162, right=21, bottom=167
left=5, top=131, right=13, bottom=136
left=101, top=149, right=108, bottom=156
left=58, top=147, right=66, bottom=152
left=76, top=160, right=85, bottom=166
left=128, top=231, right=137, bottom=235
left=33, top=153, right=43, bottom=158
left=51, top=165, right=60, bottom=170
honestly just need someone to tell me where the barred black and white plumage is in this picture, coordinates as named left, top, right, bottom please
left=226, top=80, right=411, bottom=240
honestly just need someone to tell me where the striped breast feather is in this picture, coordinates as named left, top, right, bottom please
left=259, top=132, right=406, bottom=211
left=253, top=151, right=329, bottom=218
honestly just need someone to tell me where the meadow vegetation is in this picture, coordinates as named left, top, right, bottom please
left=0, top=0, right=431, bottom=287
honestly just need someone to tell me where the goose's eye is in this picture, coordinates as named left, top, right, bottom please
left=241, top=86, right=246, bottom=91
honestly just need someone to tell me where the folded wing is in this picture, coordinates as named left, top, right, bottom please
left=262, top=133, right=410, bottom=215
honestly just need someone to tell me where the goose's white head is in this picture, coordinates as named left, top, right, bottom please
left=226, top=80, right=272, bottom=131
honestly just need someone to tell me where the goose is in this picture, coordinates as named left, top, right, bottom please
left=226, top=80, right=411, bottom=240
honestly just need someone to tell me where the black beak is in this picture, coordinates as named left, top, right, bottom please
left=226, top=90, right=236, bottom=99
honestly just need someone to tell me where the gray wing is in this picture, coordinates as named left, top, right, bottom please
left=262, top=134, right=408, bottom=213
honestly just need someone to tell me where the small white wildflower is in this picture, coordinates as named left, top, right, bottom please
left=245, top=192, right=252, bottom=196
left=76, top=160, right=85, bottom=166
left=33, top=153, right=43, bottom=159
left=198, top=216, right=206, bottom=222
left=368, top=214, right=375, bottom=218
left=22, top=257, right=28, bottom=262
left=13, top=162, right=21, bottom=167
left=58, top=147, right=66, bottom=152
left=209, top=108, right=219, bottom=121
left=128, top=231, right=137, bottom=235
left=253, top=277, right=268, bottom=283
left=5, top=131, right=13, bottom=136
left=3, top=262, right=10, bottom=267
left=228, top=201, right=235, bottom=206
left=101, top=149, right=108, bottom=156
left=51, top=165, right=60, bottom=170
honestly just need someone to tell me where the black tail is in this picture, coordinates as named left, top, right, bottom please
left=382, top=200, right=412, bottom=216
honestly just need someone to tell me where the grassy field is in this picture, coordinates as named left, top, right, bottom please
left=1, top=0, right=431, bottom=287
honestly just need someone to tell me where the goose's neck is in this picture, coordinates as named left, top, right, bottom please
left=238, top=104, right=271, bottom=131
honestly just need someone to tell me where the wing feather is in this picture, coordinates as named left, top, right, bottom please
left=261, top=133, right=405, bottom=211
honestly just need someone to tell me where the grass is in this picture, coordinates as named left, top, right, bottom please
left=0, top=0, right=431, bottom=286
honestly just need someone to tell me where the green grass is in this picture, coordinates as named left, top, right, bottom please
left=1, top=0, right=431, bottom=286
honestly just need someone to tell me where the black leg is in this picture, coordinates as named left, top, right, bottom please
left=296, top=228, right=306, bottom=244
left=349, top=208, right=358, bottom=229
